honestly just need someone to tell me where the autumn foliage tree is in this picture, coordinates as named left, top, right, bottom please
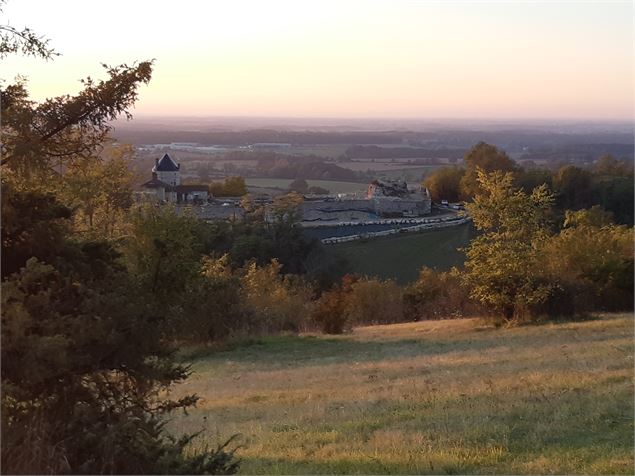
left=423, top=166, right=465, bottom=202
left=460, top=142, right=517, bottom=199
left=542, top=206, right=634, bottom=312
left=208, top=176, right=248, bottom=196
left=462, top=169, right=555, bottom=323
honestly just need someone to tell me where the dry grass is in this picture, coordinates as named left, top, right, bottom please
left=169, top=314, right=634, bottom=474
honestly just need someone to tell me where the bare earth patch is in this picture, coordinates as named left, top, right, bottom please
left=170, top=314, right=634, bottom=474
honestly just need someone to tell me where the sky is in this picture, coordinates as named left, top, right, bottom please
left=2, top=0, right=633, bottom=120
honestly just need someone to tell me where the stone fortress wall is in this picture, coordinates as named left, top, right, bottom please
left=300, top=177, right=432, bottom=221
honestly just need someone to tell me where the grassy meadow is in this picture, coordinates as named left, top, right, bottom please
left=170, top=314, right=634, bottom=474
left=326, top=223, right=474, bottom=283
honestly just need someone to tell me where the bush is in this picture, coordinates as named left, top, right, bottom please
left=403, top=267, right=481, bottom=320
left=311, top=275, right=405, bottom=332
left=542, top=210, right=634, bottom=314
left=345, top=278, right=404, bottom=325
left=312, top=289, right=350, bottom=334
left=177, top=255, right=249, bottom=342
left=240, top=259, right=313, bottom=333
left=311, top=274, right=359, bottom=334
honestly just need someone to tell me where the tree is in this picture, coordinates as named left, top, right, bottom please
left=423, top=166, right=465, bottom=202
left=553, top=165, right=593, bottom=210
left=462, top=169, right=555, bottom=323
left=209, top=176, right=247, bottom=197
left=543, top=207, right=634, bottom=312
left=459, top=142, right=517, bottom=199
left=345, top=278, right=404, bottom=325
left=0, top=189, right=239, bottom=473
left=514, top=167, right=553, bottom=194
left=240, top=259, right=313, bottom=333
left=1, top=10, right=237, bottom=472
left=125, top=204, right=203, bottom=299
left=591, top=175, right=634, bottom=226
left=59, top=144, right=135, bottom=238
left=594, top=154, right=634, bottom=176
left=288, top=178, right=309, bottom=194
left=1, top=62, right=153, bottom=181
left=223, top=176, right=248, bottom=196
left=270, top=192, right=304, bottom=225
left=1, top=183, right=72, bottom=278
left=0, top=0, right=57, bottom=59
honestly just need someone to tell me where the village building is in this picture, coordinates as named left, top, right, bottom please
left=141, top=153, right=209, bottom=203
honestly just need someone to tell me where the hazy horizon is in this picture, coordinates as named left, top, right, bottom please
left=3, top=0, right=633, bottom=121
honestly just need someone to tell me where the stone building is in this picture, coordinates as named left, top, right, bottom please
left=300, top=179, right=431, bottom=221
left=141, top=153, right=209, bottom=203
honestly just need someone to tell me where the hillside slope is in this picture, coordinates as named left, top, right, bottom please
left=171, top=314, right=634, bottom=474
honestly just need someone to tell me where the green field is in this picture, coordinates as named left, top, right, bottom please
left=246, top=178, right=367, bottom=194
left=170, top=314, right=634, bottom=474
left=326, top=223, right=474, bottom=283
left=377, top=165, right=439, bottom=181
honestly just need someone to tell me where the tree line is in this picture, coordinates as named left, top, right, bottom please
left=424, top=142, right=634, bottom=225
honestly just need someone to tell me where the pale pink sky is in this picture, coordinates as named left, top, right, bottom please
left=2, top=0, right=633, bottom=120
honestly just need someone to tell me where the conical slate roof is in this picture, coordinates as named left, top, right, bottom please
left=154, top=153, right=180, bottom=172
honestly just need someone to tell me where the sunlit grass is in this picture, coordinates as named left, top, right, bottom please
left=170, top=314, right=634, bottom=474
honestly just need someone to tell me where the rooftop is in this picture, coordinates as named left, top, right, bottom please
left=153, top=153, right=180, bottom=172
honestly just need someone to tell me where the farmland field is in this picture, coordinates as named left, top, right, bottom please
left=170, top=314, right=634, bottom=474
left=325, top=223, right=474, bottom=283
left=246, top=178, right=368, bottom=194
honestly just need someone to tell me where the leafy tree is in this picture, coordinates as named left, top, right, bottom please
left=180, top=255, right=247, bottom=342
left=514, top=167, right=553, bottom=194
left=459, top=142, right=517, bottom=199
left=463, top=169, right=555, bottom=323
left=543, top=207, right=634, bottom=312
left=270, top=191, right=304, bottom=225
left=240, top=259, right=313, bottom=333
left=423, top=166, right=465, bottom=202
left=125, top=204, right=203, bottom=299
left=345, top=278, right=404, bottom=325
left=403, top=267, right=479, bottom=320
left=553, top=165, right=593, bottom=210
left=591, top=175, right=634, bottom=226
left=209, top=176, right=247, bottom=197
left=59, top=144, right=135, bottom=238
left=594, top=154, right=634, bottom=176
left=223, top=176, right=248, bottom=196
left=288, top=178, right=309, bottom=193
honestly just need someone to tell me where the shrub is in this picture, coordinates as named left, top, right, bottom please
left=542, top=209, right=634, bottom=313
left=178, top=255, right=249, bottom=342
left=312, top=289, right=350, bottom=334
left=310, top=274, right=360, bottom=334
left=241, top=259, right=313, bottom=333
left=403, top=267, right=481, bottom=320
left=345, top=278, right=404, bottom=325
